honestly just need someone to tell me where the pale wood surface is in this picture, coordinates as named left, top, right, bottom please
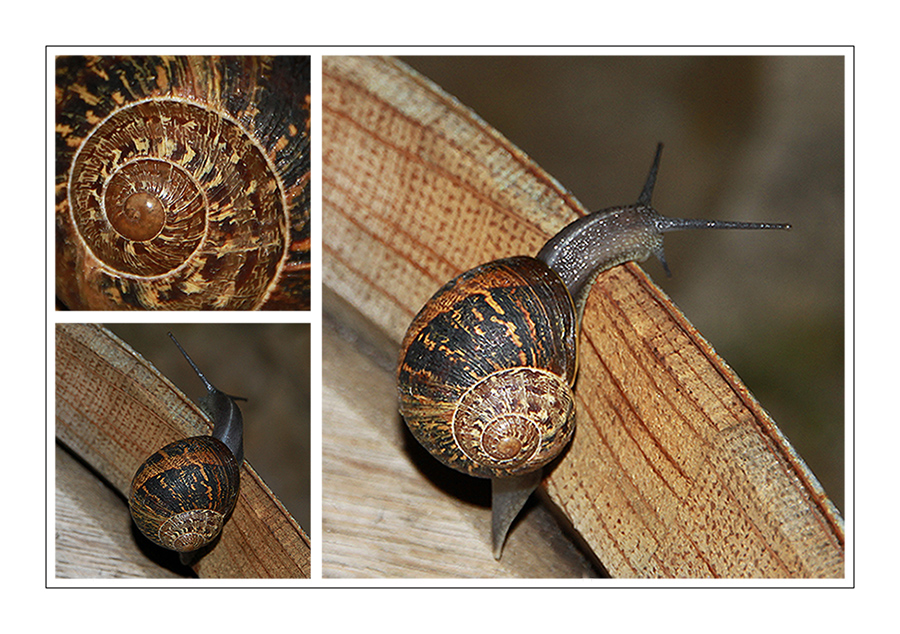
left=55, top=323, right=311, bottom=579
left=56, top=444, right=180, bottom=578
left=323, top=298, right=601, bottom=577
left=321, top=55, right=844, bottom=579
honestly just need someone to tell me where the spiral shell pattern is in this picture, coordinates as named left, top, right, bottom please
left=454, top=366, right=574, bottom=471
left=56, top=56, right=310, bottom=310
left=129, top=436, right=240, bottom=553
left=398, top=256, right=578, bottom=478
left=158, top=509, right=227, bottom=553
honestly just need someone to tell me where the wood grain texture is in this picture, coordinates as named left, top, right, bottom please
left=55, top=323, right=311, bottom=578
left=323, top=308, right=600, bottom=578
left=56, top=444, right=181, bottom=578
left=550, top=266, right=842, bottom=577
left=322, top=55, right=844, bottom=578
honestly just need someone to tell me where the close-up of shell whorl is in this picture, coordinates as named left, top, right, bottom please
left=55, top=56, right=310, bottom=310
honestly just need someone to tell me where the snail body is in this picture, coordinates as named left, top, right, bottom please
left=55, top=56, right=311, bottom=310
left=398, top=143, right=790, bottom=559
left=129, top=334, right=244, bottom=557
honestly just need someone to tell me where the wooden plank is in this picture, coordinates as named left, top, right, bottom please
left=321, top=55, right=843, bottom=578
left=55, top=323, right=311, bottom=578
left=548, top=266, right=842, bottom=577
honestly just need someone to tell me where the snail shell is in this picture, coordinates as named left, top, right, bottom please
left=397, top=143, right=790, bottom=558
left=55, top=55, right=311, bottom=310
left=129, top=435, right=240, bottom=553
left=398, top=256, right=577, bottom=478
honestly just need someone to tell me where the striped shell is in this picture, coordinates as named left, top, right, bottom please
left=129, top=436, right=240, bottom=553
left=55, top=55, right=310, bottom=310
left=398, top=256, right=577, bottom=478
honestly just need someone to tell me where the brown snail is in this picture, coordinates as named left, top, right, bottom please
left=129, top=333, right=244, bottom=561
left=397, top=143, right=790, bottom=559
left=55, top=55, right=311, bottom=310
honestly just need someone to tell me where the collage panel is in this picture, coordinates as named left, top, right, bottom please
left=55, top=55, right=311, bottom=311
left=55, top=323, right=311, bottom=578
left=320, top=55, right=845, bottom=579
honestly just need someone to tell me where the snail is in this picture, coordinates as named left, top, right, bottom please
left=397, top=143, right=790, bottom=559
left=129, top=333, right=245, bottom=563
left=55, top=55, right=311, bottom=310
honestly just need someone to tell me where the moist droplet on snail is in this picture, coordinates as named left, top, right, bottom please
left=397, top=144, right=790, bottom=559
left=129, top=334, right=245, bottom=562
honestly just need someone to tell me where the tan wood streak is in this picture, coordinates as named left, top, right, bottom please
left=55, top=324, right=310, bottom=578
left=323, top=56, right=583, bottom=341
left=552, top=266, right=843, bottom=577
left=322, top=55, right=843, bottom=578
